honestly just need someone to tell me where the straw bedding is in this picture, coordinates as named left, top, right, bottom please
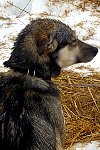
left=52, top=69, right=100, bottom=148
left=50, top=0, right=100, bottom=5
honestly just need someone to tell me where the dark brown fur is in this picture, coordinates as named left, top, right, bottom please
left=0, top=18, right=98, bottom=150
left=0, top=71, right=64, bottom=150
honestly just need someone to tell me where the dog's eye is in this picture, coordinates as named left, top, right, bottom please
left=71, top=41, right=77, bottom=46
left=71, top=38, right=78, bottom=46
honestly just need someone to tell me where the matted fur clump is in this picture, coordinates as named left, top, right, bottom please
left=52, top=69, right=100, bottom=148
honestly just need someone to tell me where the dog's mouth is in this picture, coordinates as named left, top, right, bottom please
left=75, top=56, right=94, bottom=64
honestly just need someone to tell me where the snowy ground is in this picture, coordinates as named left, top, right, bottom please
left=0, top=0, right=100, bottom=149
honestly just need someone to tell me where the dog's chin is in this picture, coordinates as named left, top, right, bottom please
left=75, top=57, right=82, bottom=64
left=75, top=56, right=95, bottom=64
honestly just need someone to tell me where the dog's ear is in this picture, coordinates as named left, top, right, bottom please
left=38, top=28, right=70, bottom=56
left=46, top=34, right=58, bottom=53
left=37, top=39, right=58, bottom=56
left=37, top=33, right=58, bottom=56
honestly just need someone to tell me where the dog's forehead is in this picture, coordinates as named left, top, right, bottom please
left=52, top=27, right=76, bottom=44
left=61, top=29, right=76, bottom=45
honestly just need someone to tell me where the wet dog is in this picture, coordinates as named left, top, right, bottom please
left=0, top=18, right=98, bottom=150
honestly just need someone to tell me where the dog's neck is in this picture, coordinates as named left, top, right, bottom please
left=11, top=68, right=51, bottom=81
left=26, top=69, right=51, bottom=80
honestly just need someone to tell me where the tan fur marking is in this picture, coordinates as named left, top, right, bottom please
left=58, top=45, right=79, bottom=68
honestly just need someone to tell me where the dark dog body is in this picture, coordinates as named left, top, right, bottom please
left=0, top=71, right=64, bottom=150
left=0, top=18, right=98, bottom=150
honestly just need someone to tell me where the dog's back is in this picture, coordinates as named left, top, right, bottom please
left=0, top=71, right=64, bottom=150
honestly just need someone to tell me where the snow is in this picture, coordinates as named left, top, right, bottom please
left=0, top=0, right=32, bottom=17
left=32, top=0, right=49, bottom=14
left=0, top=0, right=100, bottom=149
left=69, top=141, right=100, bottom=150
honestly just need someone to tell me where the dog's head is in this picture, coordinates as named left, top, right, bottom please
left=48, top=27, right=98, bottom=67
left=4, top=26, right=98, bottom=80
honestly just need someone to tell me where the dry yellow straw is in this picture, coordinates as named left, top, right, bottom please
left=52, top=70, right=100, bottom=148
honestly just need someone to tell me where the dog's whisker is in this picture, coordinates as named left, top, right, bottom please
left=34, top=70, right=36, bottom=76
left=27, top=69, right=29, bottom=75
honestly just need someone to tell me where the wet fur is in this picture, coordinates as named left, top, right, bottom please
left=0, top=18, right=98, bottom=150
left=4, top=18, right=98, bottom=80
left=0, top=71, right=64, bottom=150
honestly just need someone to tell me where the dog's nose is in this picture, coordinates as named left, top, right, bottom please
left=92, top=47, right=98, bottom=57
